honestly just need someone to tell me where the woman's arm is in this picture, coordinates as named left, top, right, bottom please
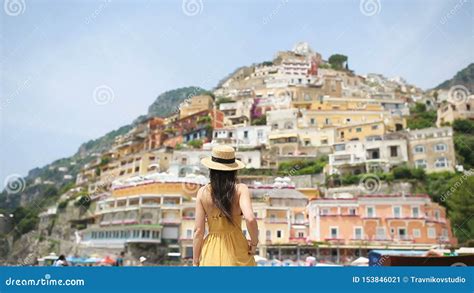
left=192, top=187, right=206, bottom=266
left=238, top=184, right=259, bottom=253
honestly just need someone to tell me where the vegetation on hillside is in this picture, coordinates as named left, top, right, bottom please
left=147, top=86, right=208, bottom=118
left=452, top=119, right=474, bottom=170
left=328, top=54, right=348, bottom=70
left=435, top=63, right=474, bottom=93
left=406, top=103, right=437, bottom=130
left=278, top=157, right=327, bottom=176
left=446, top=174, right=474, bottom=244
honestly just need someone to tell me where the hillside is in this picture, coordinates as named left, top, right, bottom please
left=147, top=86, right=208, bottom=117
left=435, top=63, right=474, bottom=93
left=0, top=87, right=207, bottom=211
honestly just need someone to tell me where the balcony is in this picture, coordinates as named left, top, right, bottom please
left=160, top=218, right=181, bottom=224
left=123, top=219, right=139, bottom=225
left=265, top=218, right=288, bottom=224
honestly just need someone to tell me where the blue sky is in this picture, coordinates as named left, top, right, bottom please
left=0, top=0, right=473, bottom=183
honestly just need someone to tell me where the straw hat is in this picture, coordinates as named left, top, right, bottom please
left=201, top=145, right=245, bottom=171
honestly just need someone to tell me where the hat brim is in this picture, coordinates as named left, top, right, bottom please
left=201, top=157, right=246, bottom=171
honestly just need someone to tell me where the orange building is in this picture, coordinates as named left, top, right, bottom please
left=307, top=194, right=457, bottom=249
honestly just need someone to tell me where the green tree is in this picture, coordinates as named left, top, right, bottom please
left=446, top=175, right=474, bottom=244
left=406, top=103, right=437, bottom=129
left=188, top=140, right=203, bottom=149
left=328, top=54, right=348, bottom=70
left=251, top=115, right=266, bottom=126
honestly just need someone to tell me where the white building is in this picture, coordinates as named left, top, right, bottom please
left=210, top=125, right=270, bottom=149
left=170, top=149, right=262, bottom=175
left=328, top=135, right=408, bottom=175
left=267, top=109, right=299, bottom=130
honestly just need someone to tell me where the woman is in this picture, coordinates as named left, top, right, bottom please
left=193, top=145, right=258, bottom=266
left=53, top=255, right=69, bottom=267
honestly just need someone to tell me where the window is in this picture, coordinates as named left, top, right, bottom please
left=434, top=210, right=440, bottom=220
left=413, top=229, right=421, bottom=238
left=412, top=206, right=420, bottom=218
left=346, top=118, right=351, bottom=123
left=321, top=139, right=328, bottom=145
left=142, top=230, right=151, bottom=238
left=335, top=144, right=345, bottom=151
left=354, top=227, right=363, bottom=240
left=321, top=208, right=330, bottom=215
left=434, top=143, right=447, bottom=152
left=366, top=207, right=375, bottom=218
left=414, top=145, right=425, bottom=153
left=428, top=228, right=436, bottom=239
left=257, top=130, right=263, bottom=139
left=310, top=118, right=315, bottom=125
left=186, top=229, right=192, bottom=239
left=298, top=232, right=304, bottom=238
left=398, top=228, right=407, bottom=240
left=390, top=146, right=398, bottom=157
left=325, top=118, right=331, bottom=125
left=435, top=157, right=448, bottom=168
left=356, top=127, right=362, bottom=132
left=276, top=230, right=282, bottom=238
left=243, top=131, right=248, bottom=138
left=349, top=208, right=357, bottom=215
left=330, top=227, right=339, bottom=239
left=393, top=206, right=401, bottom=218
left=266, top=230, right=271, bottom=240
left=375, top=227, right=386, bottom=239
left=415, top=159, right=427, bottom=169
left=371, top=125, right=378, bottom=130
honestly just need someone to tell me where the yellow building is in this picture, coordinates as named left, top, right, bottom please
left=335, top=120, right=386, bottom=142
left=112, top=178, right=203, bottom=198
left=179, top=95, right=214, bottom=119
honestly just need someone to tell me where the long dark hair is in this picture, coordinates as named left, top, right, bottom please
left=209, top=169, right=237, bottom=223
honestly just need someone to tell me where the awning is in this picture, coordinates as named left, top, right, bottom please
left=269, top=133, right=298, bottom=140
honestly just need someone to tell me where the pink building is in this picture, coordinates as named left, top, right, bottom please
left=307, top=194, right=457, bottom=249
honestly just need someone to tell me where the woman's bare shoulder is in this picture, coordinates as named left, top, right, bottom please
left=197, top=184, right=210, bottom=200
left=236, top=183, right=249, bottom=193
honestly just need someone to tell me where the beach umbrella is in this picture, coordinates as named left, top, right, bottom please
left=270, top=259, right=282, bottom=266
left=253, top=255, right=267, bottom=262
left=350, top=257, right=369, bottom=266
left=100, top=256, right=116, bottom=265
left=84, top=257, right=101, bottom=264
left=282, top=259, right=295, bottom=266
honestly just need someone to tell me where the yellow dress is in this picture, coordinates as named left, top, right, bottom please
left=199, top=207, right=256, bottom=266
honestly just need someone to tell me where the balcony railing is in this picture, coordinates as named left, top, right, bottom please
left=182, top=216, right=195, bottom=220
left=265, top=218, right=288, bottom=224
left=160, top=218, right=180, bottom=224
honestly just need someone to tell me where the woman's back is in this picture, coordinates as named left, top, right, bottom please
left=197, top=184, right=256, bottom=266
left=200, top=184, right=242, bottom=232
